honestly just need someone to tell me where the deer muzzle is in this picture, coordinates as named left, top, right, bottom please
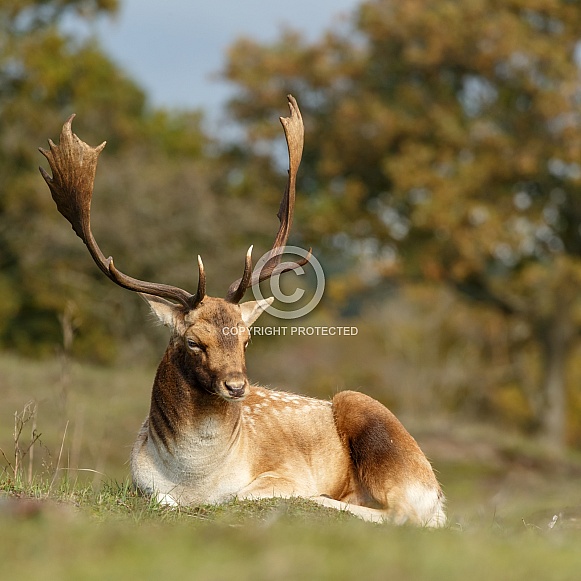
left=220, top=377, right=247, bottom=400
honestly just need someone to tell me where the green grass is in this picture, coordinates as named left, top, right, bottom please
left=2, top=476, right=581, bottom=581
left=2, top=352, right=581, bottom=580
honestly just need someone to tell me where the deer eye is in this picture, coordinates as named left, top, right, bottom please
left=186, top=338, right=203, bottom=353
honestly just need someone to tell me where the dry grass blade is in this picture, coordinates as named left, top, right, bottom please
left=49, top=420, right=69, bottom=492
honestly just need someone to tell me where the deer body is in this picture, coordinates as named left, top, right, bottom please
left=128, top=296, right=445, bottom=526
left=40, top=96, right=446, bottom=527
left=131, top=381, right=350, bottom=507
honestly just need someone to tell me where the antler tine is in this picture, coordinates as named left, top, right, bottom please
left=39, top=115, right=203, bottom=309
left=226, top=95, right=309, bottom=303
left=227, top=246, right=254, bottom=304
left=195, top=255, right=206, bottom=304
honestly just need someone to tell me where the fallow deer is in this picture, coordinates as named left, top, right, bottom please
left=39, top=96, right=446, bottom=526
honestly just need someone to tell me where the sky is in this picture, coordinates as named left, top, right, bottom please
left=73, top=0, right=361, bottom=123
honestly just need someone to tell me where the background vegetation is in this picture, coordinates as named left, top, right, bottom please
left=2, top=0, right=581, bottom=577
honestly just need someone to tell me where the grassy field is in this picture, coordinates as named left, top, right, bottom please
left=2, top=351, right=581, bottom=580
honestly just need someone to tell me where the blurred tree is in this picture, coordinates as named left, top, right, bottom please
left=223, top=0, right=581, bottom=449
left=0, top=0, right=280, bottom=361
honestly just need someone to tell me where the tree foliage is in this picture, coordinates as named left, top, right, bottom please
left=223, top=0, right=581, bottom=447
left=3, top=0, right=581, bottom=449
left=0, top=0, right=282, bottom=360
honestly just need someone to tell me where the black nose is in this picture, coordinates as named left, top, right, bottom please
left=224, top=379, right=246, bottom=398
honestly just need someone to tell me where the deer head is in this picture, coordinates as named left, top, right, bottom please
left=40, top=96, right=306, bottom=401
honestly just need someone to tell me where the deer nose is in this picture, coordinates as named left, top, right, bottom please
left=224, top=379, right=246, bottom=399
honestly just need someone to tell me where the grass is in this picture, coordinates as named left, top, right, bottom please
left=2, top=351, right=581, bottom=580
left=2, top=476, right=581, bottom=581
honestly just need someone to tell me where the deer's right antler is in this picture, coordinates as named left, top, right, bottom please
left=226, top=95, right=310, bottom=304
left=39, top=115, right=205, bottom=309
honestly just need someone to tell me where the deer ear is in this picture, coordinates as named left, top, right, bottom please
left=140, top=293, right=181, bottom=327
left=240, top=297, right=274, bottom=327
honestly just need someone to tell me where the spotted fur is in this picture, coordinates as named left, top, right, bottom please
left=130, top=296, right=446, bottom=527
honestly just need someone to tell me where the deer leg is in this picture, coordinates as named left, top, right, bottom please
left=331, top=391, right=446, bottom=528
left=237, top=477, right=394, bottom=524
left=309, top=496, right=389, bottom=523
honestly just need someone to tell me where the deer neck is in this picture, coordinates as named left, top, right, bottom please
left=148, top=344, right=242, bottom=453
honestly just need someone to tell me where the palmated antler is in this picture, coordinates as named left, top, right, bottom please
left=226, top=95, right=310, bottom=304
left=39, top=115, right=205, bottom=309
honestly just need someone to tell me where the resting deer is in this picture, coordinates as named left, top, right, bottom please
left=39, top=96, right=446, bottom=526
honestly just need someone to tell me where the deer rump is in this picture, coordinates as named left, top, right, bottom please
left=40, top=96, right=445, bottom=527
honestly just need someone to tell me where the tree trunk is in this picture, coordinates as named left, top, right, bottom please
left=537, top=311, right=574, bottom=452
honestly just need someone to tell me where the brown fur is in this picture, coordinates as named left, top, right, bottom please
left=129, top=295, right=446, bottom=527
left=332, top=391, right=442, bottom=509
